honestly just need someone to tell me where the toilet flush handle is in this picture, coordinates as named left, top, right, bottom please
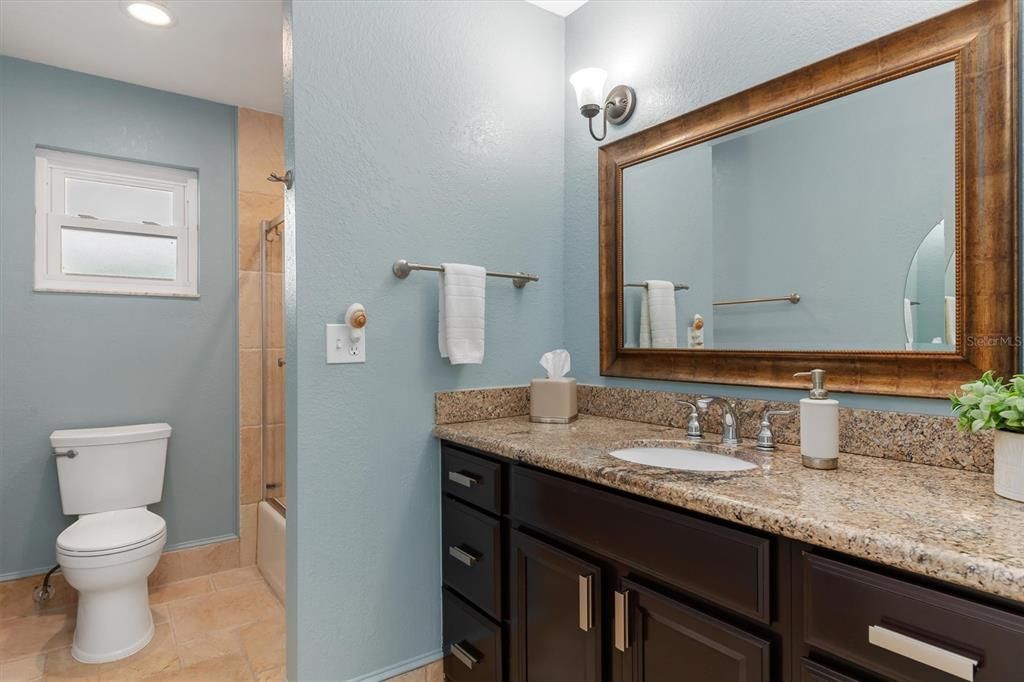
left=53, top=449, right=78, bottom=458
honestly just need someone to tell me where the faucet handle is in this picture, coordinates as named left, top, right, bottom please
left=756, top=409, right=794, bottom=451
left=675, top=400, right=703, bottom=440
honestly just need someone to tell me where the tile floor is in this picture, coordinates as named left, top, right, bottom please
left=0, top=566, right=284, bottom=681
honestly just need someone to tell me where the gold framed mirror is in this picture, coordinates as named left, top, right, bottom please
left=598, top=0, right=1018, bottom=397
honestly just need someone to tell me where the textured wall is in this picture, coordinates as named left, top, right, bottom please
left=286, top=1, right=564, bottom=679
left=563, top=0, right=972, bottom=413
left=0, top=57, right=238, bottom=578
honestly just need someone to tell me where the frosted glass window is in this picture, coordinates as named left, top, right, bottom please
left=61, top=227, right=177, bottom=280
left=65, top=178, right=175, bottom=225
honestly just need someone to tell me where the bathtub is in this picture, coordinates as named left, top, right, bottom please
left=257, top=500, right=286, bottom=603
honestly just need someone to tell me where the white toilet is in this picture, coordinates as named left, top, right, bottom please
left=50, top=423, right=171, bottom=664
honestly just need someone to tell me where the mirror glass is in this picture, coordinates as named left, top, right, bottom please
left=621, top=62, right=956, bottom=351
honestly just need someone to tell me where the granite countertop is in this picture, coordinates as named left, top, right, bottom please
left=434, top=414, right=1024, bottom=603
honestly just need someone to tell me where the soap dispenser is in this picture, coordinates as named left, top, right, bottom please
left=793, top=369, right=839, bottom=470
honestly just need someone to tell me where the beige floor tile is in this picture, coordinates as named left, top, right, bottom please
left=95, top=624, right=178, bottom=681
left=237, top=617, right=283, bottom=675
left=0, top=653, right=44, bottom=681
left=0, top=609, right=75, bottom=662
left=39, top=647, right=100, bottom=682
left=239, top=506, right=259, bottom=568
left=425, top=659, right=443, bottom=682
left=254, top=664, right=284, bottom=682
left=149, top=541, right=239, bottom=587
left=0, top=575, right=77, bottom=622
left=211, top=567, right=263, bottom=592
left=143, top=654, right=252, bottom=682
left=168, top=582, right=279, bottom=643
left=239, top=351, right=263, bottom=428
left=173, top=627, right=243, bottom=668
left=148, top=578, right=212, bottom=607
left=238, top=109, right=284, bottom=196
left=239, top=271, right=261, bottom=351
left=150, top=605, right=169, bottom=626
left=239, top=427, right=263, bottom=505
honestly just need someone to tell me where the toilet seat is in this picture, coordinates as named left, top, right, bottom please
left=58, top=508, right=166, bottom=557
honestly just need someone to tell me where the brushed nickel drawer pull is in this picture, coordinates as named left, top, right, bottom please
left=868, top=625, right=978, bottom=681
left=451, top=642, right=478, bottom=669
left=578, top=574, right=593, bottom=632
left=448, top=471, right=480, bottom=488
left=614, top=590, right=630, bottom=651
left=448, top=545, right=479, bottom=567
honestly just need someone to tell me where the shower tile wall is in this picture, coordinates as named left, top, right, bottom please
left=238, top=108, right=285, bottom=566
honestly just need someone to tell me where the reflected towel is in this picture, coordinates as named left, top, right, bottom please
left=640, top=280, right=677, bottom=349
left=903, top=298, right=914, bottom=351
left=945, top=295, right=956, bottom=345
left=438, top=263, right=486, bottom=365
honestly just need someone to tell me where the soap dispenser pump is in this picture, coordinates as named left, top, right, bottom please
left=794, top=369, right=839, bottom=470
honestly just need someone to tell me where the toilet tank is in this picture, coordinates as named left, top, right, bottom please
left=50, top=423, right=171, bottom=515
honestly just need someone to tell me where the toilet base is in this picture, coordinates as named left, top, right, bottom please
left=71, top=578, right=155, bottom=664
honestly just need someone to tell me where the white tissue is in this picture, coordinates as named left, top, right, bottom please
left=540, top=349, right=571, bottom=379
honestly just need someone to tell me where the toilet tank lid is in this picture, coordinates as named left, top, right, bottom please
left=50, top=423, right=172, bottom=448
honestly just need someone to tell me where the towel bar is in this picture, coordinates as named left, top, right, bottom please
left=392, top=259, right=538, bottom=288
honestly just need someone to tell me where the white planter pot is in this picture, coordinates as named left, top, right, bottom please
left=994, top=430, right=1024, bottom=502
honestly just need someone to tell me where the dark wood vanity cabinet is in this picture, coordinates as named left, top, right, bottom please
left=440, top=441, right=1024, bottom=681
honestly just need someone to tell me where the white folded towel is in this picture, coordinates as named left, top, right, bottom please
left=945, top=295, right=956, bottom=345
left=903, top=298, right=915, bottom=351
left=438, top=263, right=486, bottom=365
left=639, top=280, right=677, bottom=349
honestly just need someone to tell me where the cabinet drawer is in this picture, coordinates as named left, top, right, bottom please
left=444, top=588, right=503, bottom=682
left=799, top=659, right=863, bottom=682
left=443, top=444, right=503, bottom=515
left=803, top=553, right=1024, bottom=682
left=510, top=466, right=771, bottom=622
left=443, top=497, right=502, bottom=620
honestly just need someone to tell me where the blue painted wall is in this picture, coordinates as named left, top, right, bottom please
left=563, top=0, right=976, bottom=414
left=0, top=57, right=238, bottom=578
left=286, top=1, right=564, bottom=679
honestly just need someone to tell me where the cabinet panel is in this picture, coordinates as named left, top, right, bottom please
left=443, top=497, right=502, bottom=619
left=443, top=444, right=503, bottom=515
left=509, top=529, right=602, bottom=682
left=619, top=579, right=771, bottom=682
left=443, top=589, right=503, bottom=682
left=510, top=466, right=771, bottom=622
left=803, top=553, right=1024, bottom=682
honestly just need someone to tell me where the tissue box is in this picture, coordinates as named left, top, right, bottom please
left=530, top=378, right=577, bottom=424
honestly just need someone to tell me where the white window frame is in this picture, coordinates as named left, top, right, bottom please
left=34, top=149, right=199, bottom=297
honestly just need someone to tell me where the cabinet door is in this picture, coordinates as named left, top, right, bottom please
left=509, top=529, right=602, bottom=682
left=618, top=579, right=770, bottom=682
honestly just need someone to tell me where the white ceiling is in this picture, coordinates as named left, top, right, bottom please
left=526, top=1, right=588, bottom=18
left=0, top=0, right=284, bottom=114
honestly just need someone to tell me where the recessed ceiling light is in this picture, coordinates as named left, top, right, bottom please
left=121, top=0, right=175, bottom=28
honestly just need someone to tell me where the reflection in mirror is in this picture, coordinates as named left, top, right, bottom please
left=622, top=62, right=956, bottom=352
left=903, top=220, right=955, bottom=351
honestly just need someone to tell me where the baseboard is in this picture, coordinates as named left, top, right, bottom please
left=349, top=648, right=443, bottom=682
left=0, top=533, right=238, bottom=583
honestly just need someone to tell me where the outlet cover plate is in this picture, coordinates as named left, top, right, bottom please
left=326, top=324, right=365, bottom=364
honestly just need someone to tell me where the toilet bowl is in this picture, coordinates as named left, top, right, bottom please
left=56, top=508, right=167, bottom=663
left=51, top=423, right=172, bottom=664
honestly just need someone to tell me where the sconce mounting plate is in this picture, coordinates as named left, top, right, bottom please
left=605, top=85, right=636, bottom=125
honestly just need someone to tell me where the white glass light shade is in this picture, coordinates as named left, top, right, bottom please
left=570, top=68, right=608, bottom=110
left=122, top=1, right=174, bottom=27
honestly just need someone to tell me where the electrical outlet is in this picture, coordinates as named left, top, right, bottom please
left=326, top=324, right=365, bottom=364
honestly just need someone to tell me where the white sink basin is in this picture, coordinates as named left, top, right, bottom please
left=609, top=447, right=757, bottom=472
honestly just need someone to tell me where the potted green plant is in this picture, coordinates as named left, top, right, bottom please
left=950, top=371, right=1024, bottom=502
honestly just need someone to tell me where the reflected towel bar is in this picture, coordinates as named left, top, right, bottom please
left=714, top=293, right=801, bottom=306
left=392, top=259, right=538, bottom=288
left=625, top=282, right=690, bottom=291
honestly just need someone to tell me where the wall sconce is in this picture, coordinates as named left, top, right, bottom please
left=570, top=68, right=636, bottom=141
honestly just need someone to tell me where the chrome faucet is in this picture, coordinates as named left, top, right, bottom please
left=675, top=400, right=703, bottom=440
left=697, top=396, right=740, bottom=446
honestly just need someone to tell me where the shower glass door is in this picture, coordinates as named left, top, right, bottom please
left=262, top=216, right=286, bottom=513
